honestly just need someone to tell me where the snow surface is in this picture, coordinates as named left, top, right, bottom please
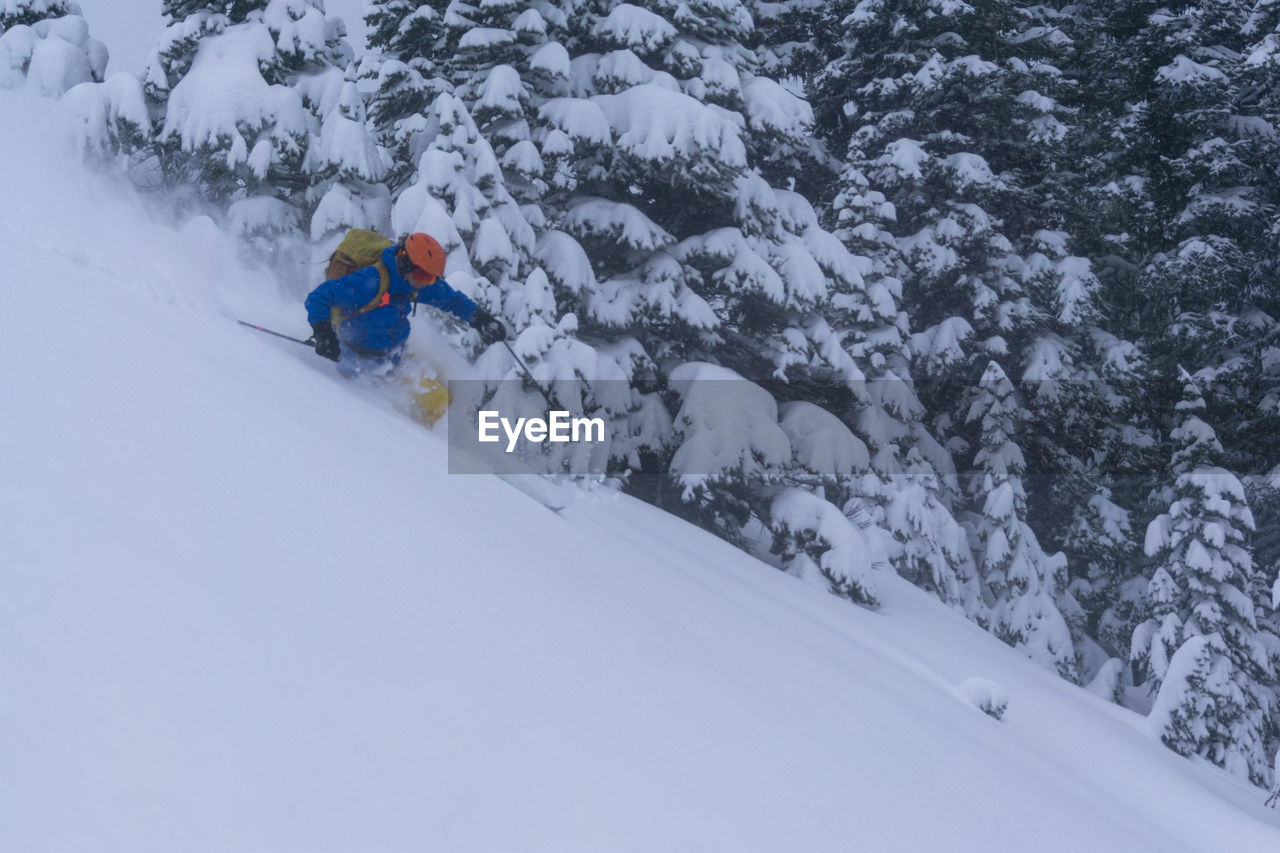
left=4, top=89, right=1280, bottom=852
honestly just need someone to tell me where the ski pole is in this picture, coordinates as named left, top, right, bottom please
left=237, top=319, right=314, bottom=347
left=502, top=340, right=564, bottom=412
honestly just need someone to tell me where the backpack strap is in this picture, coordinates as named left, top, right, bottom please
left=330, top=260, right=392, bottom=328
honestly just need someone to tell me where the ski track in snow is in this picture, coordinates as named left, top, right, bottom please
left=3, top=91, right=1280, bottom=852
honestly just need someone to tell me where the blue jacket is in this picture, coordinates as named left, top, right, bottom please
left=305, top=246, right=478, bottom=353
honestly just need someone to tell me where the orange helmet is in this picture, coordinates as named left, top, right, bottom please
left=400, top=232, right=446, bottom=284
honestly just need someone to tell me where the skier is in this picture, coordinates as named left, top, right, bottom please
left=304, top=231, right=508, bottom=375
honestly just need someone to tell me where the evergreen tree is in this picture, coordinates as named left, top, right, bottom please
left=813, top=0, right=1117, bottom=473
left=1074, top=0, right=1280, bottom=473
left=1055, top=1, right=1280, bottom=709
left=143, top=0, right=363, bottom=282
left=547, top=1, right=866, bottom=369
left=392, top=0, right=900, bottom=585
left=771, top=485, right=891, bottom=607
left=537, top=1, right=885, bottom=549
left=364, top=1, right=588, bottom=391
left=58, top=70, right=152, bottom=176
left=752, top=1, right=987, bottom=616
left=361, top=0, right=643, bottom=474
left=0, top=0, right=106, bottom=96
left=964, top=361, right=1077, bottom=676
left=388, top=89, right=544, bottom=335
left=1060, top=487, right=1144, bottom=665
left=0, top=0, right=82, bottom=30
left=1133, top=370, right=1276, bottom=784
left=880, top=441, right=984, bottom=615
left=1246, top=467, right=1280, bottom=636
left=303, top=77, right=392, bottom=251
left=362, top=0, right=450, bottom=192
left=778, top=0, right=1143, bottom=637
left=1243, top=3, right=1280, bottom=480
left=436, top=0, right=569, bottom=199
left=364, top=0, right=569, bottom=201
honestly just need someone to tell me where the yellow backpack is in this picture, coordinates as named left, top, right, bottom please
left=325, top=228, right=395, bottom=325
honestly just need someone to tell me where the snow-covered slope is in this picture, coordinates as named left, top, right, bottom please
left=3, top=90, right=1279, bottom=853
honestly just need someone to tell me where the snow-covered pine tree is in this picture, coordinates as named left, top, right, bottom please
left=1002, top=4, right=1178, bottom=683
left=434, top=0, right=571, bottom=203
left=757, top=0, right=987, bottom=616
left=1052, top=3, right=1280, bottom=698
left=397, top=0, right=599, bottom=345
left=1133, top=369, right=1277, bottom=784
left=1074, top=0, right=1280, bottom=473
left=827, top=137, right=984, bottom=616
left=365, top=0, right=569, bottom=204
left=143, top=0, right=362, bottom=284
left=58, top=73, right=152, bottom=178
left=0, top=0, right=106, bottom=97
left=4, top=0, right=143, bottom=188
left=1060, top=487, right=1144, bottom=675
left=789, top=0, right=1145, bottom=656
left=775, top=394, right=967, bottom=610
left=303, top=77, right=391, bottom=255
left=6, top=0, right=126, bottom=170
left=362, top=1, right=636, bottom=452
left=662, top=362, right=792, bottom=546
left=0, top=0, right=79, bottom=29
left=745, top=0, right=832, bottom=202
left=770, top=484, right=890, bottom=607
left=388, top=88, right=552, bottom=342
left=1245, top=467, right=1280, bottom=692
left=145, top=1, right=276, bottom=203
left=815, top=0, right=1102, bottom=470
left=535, top=1, right=887, bottom=551
left=815, top=30, right=984, bottom=617
left=880, top=444, right=984, bottom=615
left=365, top=2, right=551, bottom=319
left=964, top=361, right=1077, bottom=677
left=362, top=0, right=450, bottom=192
left=1244, top=3, right=1280, bottom=494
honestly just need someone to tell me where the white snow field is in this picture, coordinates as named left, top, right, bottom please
left=3, top=90, right=1280, bottom=853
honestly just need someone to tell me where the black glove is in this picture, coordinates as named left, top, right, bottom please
left=311, top=321, right=341, bottom=362
left=471, top=307, right=508, bottom=345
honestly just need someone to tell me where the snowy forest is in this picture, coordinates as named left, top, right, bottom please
left=4, top=0, right=1279, bottom=788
